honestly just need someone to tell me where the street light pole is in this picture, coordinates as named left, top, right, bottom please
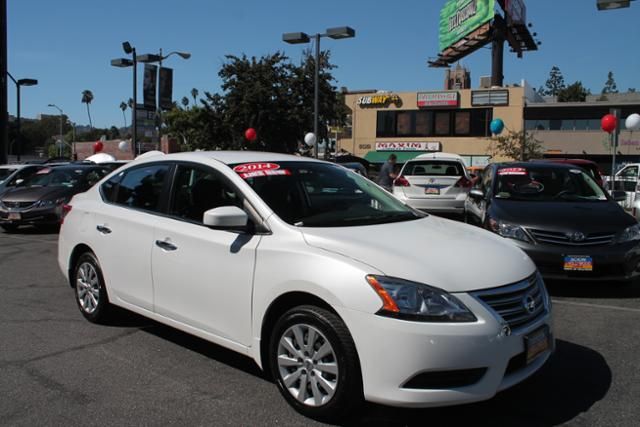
left=282, top=27, right=355, bottom=159
left=7, top=72, right=37, bottom=162
left=112, top=42, right=138, bottom=157
left=47, top=104, right=64, bottom=158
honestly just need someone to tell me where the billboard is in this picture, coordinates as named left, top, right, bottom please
left=143, top=64, right=157, bottom=110
left=417, top=91, right=459, bottom=108
left=159, top=67, right=174, bottom=111
left=439, top=0, right=495, bottom=52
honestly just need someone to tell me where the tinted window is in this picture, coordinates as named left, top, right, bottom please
left=0, top=168, right=17, bottom=182
left=403, top=161, right=464, bottom=176
left=101, top=171, right=124, bottom=202
left=19, top=168, right=84, bottom=188
left=115, top=164, right=170, bottom=212
left=169, top=165, right=242, bottom=223
left=234, top=162, right=420, bottom=227
left=434, top=112, right=451, bottom=135
left=454, top=111, right=471, bottom=135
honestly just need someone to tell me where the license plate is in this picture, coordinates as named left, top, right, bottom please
left=425, top=187, right=440, bottom=195
left=525, top=327, right=551, bottom=364
left=8, top=212, right=21, bottom=221
left=564, top=255, right=593, bottom=271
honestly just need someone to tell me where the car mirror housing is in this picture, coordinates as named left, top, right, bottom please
left=611, top=190, right=627, bottom=202
left=203, top=206, right=248, bottom=230
left=469, top=189, right=485, bottom=200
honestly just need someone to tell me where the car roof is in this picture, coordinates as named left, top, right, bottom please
left=135, top=151, right=325, bottom=165
left=0, top=164, right=27, bottom=170
left=413, top=152, right=464, bottom=161
left=530, top=158, right=597, bottom=166
left=496, top=162, right=579, bottom=170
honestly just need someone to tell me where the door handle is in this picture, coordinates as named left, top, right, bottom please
left=155, top=239, right=178, bottom=251
left=96, top=225, right=112, bottom=235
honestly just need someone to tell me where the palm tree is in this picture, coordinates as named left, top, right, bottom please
left=181, top=96, right=189, bottom=109
left=81, top=90, right=94, bottom=128
left=119, top=101, right=128, bottom=129
left=191, top=88, right=199, bottom=106
left=127, top=97, right=134, bottom=109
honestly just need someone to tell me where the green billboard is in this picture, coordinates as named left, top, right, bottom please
left=439, top=0, right=495, bottom=52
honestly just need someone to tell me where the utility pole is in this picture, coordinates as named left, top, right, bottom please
left=1, top=0, right=8, bottom=165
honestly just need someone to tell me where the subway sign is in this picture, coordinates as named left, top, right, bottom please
left=357, top=94, right=403, bottom=108
left=417, top=91, right=459, bottom=107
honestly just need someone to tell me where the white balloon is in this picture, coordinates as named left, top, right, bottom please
left=304, top=132, right=317, bottom=146
left=625, top=113, right=640, bottom=131
left=118, top=140, right=129, bottom=152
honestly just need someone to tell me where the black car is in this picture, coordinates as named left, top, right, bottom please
left=465, top=162, right=636, bottom=281
left=0, top=165, right=110, bottom=231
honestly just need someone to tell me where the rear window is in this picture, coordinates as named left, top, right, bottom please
left=403, top=161, right=464, bottom=177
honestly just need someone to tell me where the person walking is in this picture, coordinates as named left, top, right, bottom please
left=377, top=154, right=398, bottom=191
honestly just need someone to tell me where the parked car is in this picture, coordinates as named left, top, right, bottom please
left=0, top=164, right=110, bottom=231
left=59, top=151, right=552, bottom=419
left=465, top=162, right=635, bottom=281
left=392, top=152, right=472, bottom=216
left=339, top=161, right=368, bottom=177
left=530, top=158, right=605, bottom=188
left=0, top=164, right=47, bottom=196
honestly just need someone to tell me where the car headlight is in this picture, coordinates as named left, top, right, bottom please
left=489, top=218, right=531, bottom=243
left=366, top=275, right=477, bottom=322
left=615, top=223, right=640, bottom=243
left=38, top=198, right=66, bottom=208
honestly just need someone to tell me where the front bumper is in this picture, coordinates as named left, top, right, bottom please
left=509, top=239, right=640, bottom=281
left=337, top=293, right=553, bottom=408
left=0, top=205, right=62, bottom=226
left=393, top=193, right=466, bottom=214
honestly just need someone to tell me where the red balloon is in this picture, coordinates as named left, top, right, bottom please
left=601, top=114, right=618, bottom=134
left=93, top=141, right=104, bottom=153
left=244, top=128, right=257, bottom=142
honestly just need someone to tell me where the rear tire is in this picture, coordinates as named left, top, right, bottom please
left=1, top=224, right=18, bottom=233
left=73, top=252, right=112, bottom=323
left=269, top=305, right=362, bottom=421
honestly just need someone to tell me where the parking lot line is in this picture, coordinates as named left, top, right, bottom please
left=552, top=299, right=640, bottom=314
left=0, top=234, right=58, bottom=244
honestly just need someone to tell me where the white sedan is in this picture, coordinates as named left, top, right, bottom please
left=58, top=151, right=553, bottom=420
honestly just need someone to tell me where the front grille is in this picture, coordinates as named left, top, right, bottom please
left=472, top=274, right=548, bottom=331
left=528, top=228, right=615, bottom=246
left=1, top=201, right=36, bottom=209
left=402, top=368, right=487, bottom=390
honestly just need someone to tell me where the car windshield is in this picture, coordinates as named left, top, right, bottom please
left=18, top=168, right=86, bottom=188
left=232, top=161, right=422, bottom=227
left=494, top=166, right=608, bottom=202
left=402, top=160, right=464, bottom=176
left=0, top=168, right=17, bottom=182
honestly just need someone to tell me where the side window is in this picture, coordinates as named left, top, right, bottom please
left=85, top=169, right=108, bottom=188
left=619, top=166, right=639, bottom=192
left=101, top=171, right=123, bottom=202
left=169, top=164, right=242, bottom=223
left=482, top=167, right=493, bottom=195
left=9, top=166, right=39, bottom=186
left=115, top=164, right=171, bottom=212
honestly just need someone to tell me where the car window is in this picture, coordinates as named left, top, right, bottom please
left=101, top=171, right=124, bottom=203
left=0, top=168, right=17, bottom=182
left=402, top=161, right=464, bottom=176
left=620, top=166, right=638, bottom=179
left=19, top=168, right=83, bottom=188
left=84, top=168, right=109, bottom=188
left=115, top=164, right=170, bottom=212
left=169, top=164, right=242, bottom=223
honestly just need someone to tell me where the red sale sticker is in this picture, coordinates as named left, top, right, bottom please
left=498, top=167, right=527, bottom=176
left=238, top=169, right=291, bottom=179
left=233, top=163, right=280, bottom=173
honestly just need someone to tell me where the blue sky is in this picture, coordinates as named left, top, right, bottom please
left=6, top=0, right=640, bottom=128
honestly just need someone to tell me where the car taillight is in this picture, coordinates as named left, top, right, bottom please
left=61, top=204, right=72, bottom=224
left=393, top=176, right=410, bottom=187
left=455, top=176, right=472, bottom=188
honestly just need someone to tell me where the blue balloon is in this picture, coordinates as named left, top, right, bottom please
left=490, top=118, right=505, bottom=135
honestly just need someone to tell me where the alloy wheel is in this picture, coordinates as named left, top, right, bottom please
left=76, top=262, right=100, bottom=314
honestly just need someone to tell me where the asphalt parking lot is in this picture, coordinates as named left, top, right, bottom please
left=1, top=230, right=639, bottom=426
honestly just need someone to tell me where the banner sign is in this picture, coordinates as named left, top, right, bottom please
left=417, top=91, right=459, bottom=107
left=143, top=65, right=157, bottom=110
left=439, top=0, right=495, bottom=52
left=376, top=142, right=442, bottom=152
left=159, top=67, right=174, bottom=110
left=357, top=94, right=402, bottom=108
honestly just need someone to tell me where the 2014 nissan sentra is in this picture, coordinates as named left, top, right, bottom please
left=58, top=151, right=553, bottom=419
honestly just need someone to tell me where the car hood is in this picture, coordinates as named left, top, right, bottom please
left=490, top=199, right=635, bottom=233
left=1, top=186, right=74, bottom=203
left=300, top=216, right=535, bottom=293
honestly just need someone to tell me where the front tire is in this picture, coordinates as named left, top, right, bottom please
left=73, top=252, right=111, bottom=323
left=1, top=224, right=18, bottom=232
left=269, top=305, right=362, bottom=421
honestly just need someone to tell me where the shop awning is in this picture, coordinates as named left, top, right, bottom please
left=364, top=151, right=426, bottom=164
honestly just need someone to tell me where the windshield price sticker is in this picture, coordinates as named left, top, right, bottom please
left=233, top=163, right=280, bottom=173
left=498, top=167, right=527, bottom=176
left=36, top=168, right=52, bottom=175
left=238, top=169, right=291, bottom=179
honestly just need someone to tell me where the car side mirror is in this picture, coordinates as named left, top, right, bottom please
left=14, top=179, right=24, bottom=186
left=469, top=188, right=485, bottom=200
left=203, top=206, right=248, bottom=230
left=611, top=190, right=627, bottom=202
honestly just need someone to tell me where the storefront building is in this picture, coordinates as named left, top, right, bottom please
left=337, top=86, right=528, bottom=167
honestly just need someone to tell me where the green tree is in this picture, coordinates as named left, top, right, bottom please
left=181, top=96, right=190, bottom=108
left=81, top=90, right=94, bottom=128
left=191, top=88, right=199, bottom=106
left=557, top=81, right=590, bottom=102
left=602, top=71, right=619, bottom=94
left=543, top=66, right=566, bottom=97
left=493, top=130, right=544, bottom=161
left=629, top=88, right=637, bottom=93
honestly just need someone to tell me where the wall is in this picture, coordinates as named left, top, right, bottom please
left=338, top=87, right=526, bottom=161
left=533, top=130, right=638, bottom=156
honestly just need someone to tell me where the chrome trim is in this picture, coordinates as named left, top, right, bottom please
left=528, top=228, right=615, bottom=246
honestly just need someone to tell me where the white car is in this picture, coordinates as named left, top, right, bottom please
left=58, top=151, right=553, bottom=419
left=392, top=152, right=472, bottom=216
